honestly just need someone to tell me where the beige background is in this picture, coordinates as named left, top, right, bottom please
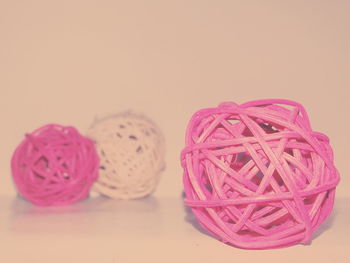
left=0, top=0, right=349, bottom=262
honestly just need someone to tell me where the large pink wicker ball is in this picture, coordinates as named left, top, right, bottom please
left=11, top=124, right=99, bottom=206
left=181, top=99, right=340, bottom=249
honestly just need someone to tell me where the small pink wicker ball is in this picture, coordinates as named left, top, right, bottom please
left=181, top=99, right=340, bottom=249
left=11, top=124, right=99, bottom=206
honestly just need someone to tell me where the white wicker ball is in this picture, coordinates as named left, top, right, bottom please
left=87, top=112, right=165, bottom=199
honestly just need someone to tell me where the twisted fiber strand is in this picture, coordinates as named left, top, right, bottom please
left=181, top=99, right=340, bottom=249
left=11, top=124, right=99, bottom=206
left=88, top=112, right=165, bottom=199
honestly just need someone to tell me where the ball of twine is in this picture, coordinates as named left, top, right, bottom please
left=11, top=124, right=99, bottom=206
left=181, top=99, right=340, bottom=249
left=87, top=111, right=165, bottom=199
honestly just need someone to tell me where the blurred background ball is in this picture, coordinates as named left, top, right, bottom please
left=11, top=124, right=99, bottom=206
left=87, top=111, right=165, bottom=199
left=181, top=99, right=340, bottom=249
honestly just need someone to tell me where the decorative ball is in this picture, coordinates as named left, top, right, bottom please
left=181, top=99, right=340, bottom=249
left=87, top=111, right=165, bottom=199
left=11, top=124, right=99, bottom=206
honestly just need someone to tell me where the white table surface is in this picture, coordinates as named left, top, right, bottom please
left=1, top=194, right=349, bottom=263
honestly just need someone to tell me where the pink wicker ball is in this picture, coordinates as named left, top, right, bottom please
left=181, top=99, right=340, bottom=249
left=11, top=124, right=99, bottom=206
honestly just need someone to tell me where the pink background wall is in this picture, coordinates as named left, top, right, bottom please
left=1, top=0, right=348, bottom=199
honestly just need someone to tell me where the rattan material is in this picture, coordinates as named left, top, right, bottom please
left=11, top=124, right=99, bottom=206
left=88, top=112, right=165, bottom=199
left=181, top=99, right=340, bottom=249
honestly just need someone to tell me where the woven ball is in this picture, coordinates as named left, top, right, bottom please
left=87, top=111, right=165, bottom=199
left=181, top=99, right=340, bottom=249
left=11, top=124, right=99, bottom=206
